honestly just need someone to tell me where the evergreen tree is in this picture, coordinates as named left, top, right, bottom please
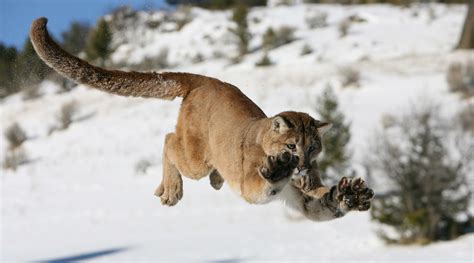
left=231, top=4, right=250, bottom=58
left=0, top=43, right=19, bottom=97
left=86, top=19, right=112, bottom=65
left=15, top=38, right=51, bottom=87
left=165, top=0, right=266, bottom=9
left=262, top=28, right=276, bottom=51
left=61, top=21, right=91, bottom=55
left=370, top=106, right=472, bottom=244
left=315, top=84, right=352, bottom=184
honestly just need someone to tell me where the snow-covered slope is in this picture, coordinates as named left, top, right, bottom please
left=2, top=4, right=473, bottom=262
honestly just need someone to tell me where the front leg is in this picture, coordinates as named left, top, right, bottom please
left=298, top=177, right=375, bottom=221
left=291, top=166, right=323, bottom=193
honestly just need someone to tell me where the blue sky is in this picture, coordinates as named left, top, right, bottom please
left=0, top=0, right=168, bottom=49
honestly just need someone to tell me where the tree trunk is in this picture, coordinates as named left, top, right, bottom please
left=457, top=0, right=474, bottom=49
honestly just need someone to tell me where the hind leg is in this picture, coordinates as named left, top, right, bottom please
left=154, top=133, right=183, bottom=206
left=209, top=169, right=224, bottom=190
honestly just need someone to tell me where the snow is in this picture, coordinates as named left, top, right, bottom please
left=1, top=3, right=474, bottom=262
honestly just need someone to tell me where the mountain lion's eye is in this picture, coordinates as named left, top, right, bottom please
left=308, top=145, right=316, bottom=152
left=286, top=144, right=296, bottom=150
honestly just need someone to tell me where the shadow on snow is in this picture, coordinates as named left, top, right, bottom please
left=36, top=246, right=130, bottom=262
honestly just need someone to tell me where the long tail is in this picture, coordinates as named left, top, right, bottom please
left=30, top=17, right=212, bottom=99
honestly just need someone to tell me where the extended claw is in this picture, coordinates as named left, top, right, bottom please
left=338, top=177, right=350, bottom=194
left=351, top=177, right=367, bottom=192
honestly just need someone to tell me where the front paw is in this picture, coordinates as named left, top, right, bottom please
left=336, top=177, right=374, bottom=211
left=259, top=152, right=299, bottom=183
left=291, top=170, right=317, bottom=192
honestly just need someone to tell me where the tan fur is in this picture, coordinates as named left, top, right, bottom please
left=30, top=18, right=373, bottom=221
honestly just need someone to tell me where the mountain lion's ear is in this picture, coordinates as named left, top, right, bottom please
left=316, top=121, right=332, bottom=136
left=272, top=116, right=290, bottom=133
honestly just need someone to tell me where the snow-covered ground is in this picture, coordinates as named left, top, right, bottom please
left=2, top=4, right=474, bottom=262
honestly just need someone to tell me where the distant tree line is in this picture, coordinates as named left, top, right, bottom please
left=165, top=0, right=266, bottom=9
left=303, top=0, right=466, bottom=4
left=165, top=0, right=465, bottom=8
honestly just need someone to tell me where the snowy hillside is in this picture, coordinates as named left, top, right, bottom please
left=2, top=4, right=474, bottom=262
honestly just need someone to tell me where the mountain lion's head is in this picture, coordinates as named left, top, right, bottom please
left=261, top=111, right=330, bottom=175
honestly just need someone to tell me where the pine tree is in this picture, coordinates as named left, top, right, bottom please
left=231, top=4, right=250, bottom=58
left=315, top=84, right=352, bottom=185
left=0, top=43, right=19, bottom=97
left=86, top=19, right=112, bottom=65
left=15, top=38, right=51, bottom=87
left=61, top=21, right=91, bottom=55
left=262, top=28, right=277, bottom=50
left=165, top=0, right=266, bottom=9
left=369, top=106, right=472, bottom=244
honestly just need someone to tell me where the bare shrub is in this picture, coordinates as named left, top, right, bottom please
left=60, top=78, right=77, bottom=93
left=466, top=60, right=474, bottom=80
left=3, top=148, right=28, bottom=171
left=300, top=44, right=313, bottom=56
left=338, top=19, right=351, bottom=38
left=22, top=84, right=41, bottom=100
left=192, top=53, right=204, bottom=64
left=277, top=26, right=296, bottom=45
left=152, top=48, right=169, bottom=69
left=146, top=20, right=161, bottom=29
left=57, top=101, right=78, bottom=130
left=348, top=14, right=367, bottom=23
left=428, top=6, right=437, bottom=22
left=446, top=61, right=474, bottom=98
left=252, top=17, right=261, bottom=24
left=212, top=50, right=225, bottom=59
left=48, top=73, right=76, bottom=93
left=272, top=0, right=292, bottom=6
left=358, top=54, right=371, bottom=62
left=174, top=6, right=193, bottom=31
left=458, top=104, right=474, bottom=133
left=339, top=66, right=360, bottom=87
left=134, top=158, right=153, bottom=175
left=447, top=62, right=464, bottom=92
left=380, top=113, right=397, bottom=130
left=4, top=123, right=27, bottom=149
left=305, top=11, right=328, bottom=29
left=3, top=122, right=29, bottom=170
left=255, top=52, right=272, bottom=67
left=128, top=48, right=169, bottom=71
left=262, top=26, right=296, bottom=50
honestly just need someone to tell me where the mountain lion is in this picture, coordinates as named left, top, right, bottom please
left=30, top=17, right=374, bottom=221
